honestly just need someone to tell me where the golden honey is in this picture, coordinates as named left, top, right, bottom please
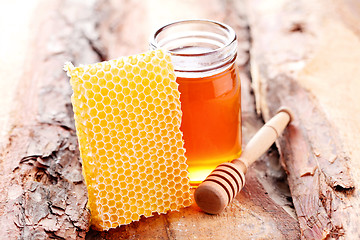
left=150, top=20, right=241, bottom=185
left=177, top=64, right=241, bottom=185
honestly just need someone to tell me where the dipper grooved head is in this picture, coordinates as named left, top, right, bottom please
left=194, top=181, right=229, bottom=214
left=194, top=162, right=246, bottom=214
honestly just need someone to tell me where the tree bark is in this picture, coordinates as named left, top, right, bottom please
left=0, top=0, right=108, bottom=239
left=246, top=0, right=360, bottom=238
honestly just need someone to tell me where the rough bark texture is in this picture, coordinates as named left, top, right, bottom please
left=0, top=0, right=108, bottom=239
left=0, top=0, right=300, bottom=239
left=246, top=0, right=360, bottom=239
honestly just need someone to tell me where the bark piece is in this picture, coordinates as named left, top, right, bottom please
left=246, top=0, right=360, bottom=238
left=0, top=0, right=109, bottom=239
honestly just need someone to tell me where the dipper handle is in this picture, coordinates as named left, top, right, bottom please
left=194, top=107, right=293, bottom=214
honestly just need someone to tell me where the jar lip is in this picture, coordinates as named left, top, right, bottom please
left=149, top=19, right=237, bottom=57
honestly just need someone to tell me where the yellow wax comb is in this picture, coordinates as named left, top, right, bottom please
left=65, top=49, right=191, bottom=231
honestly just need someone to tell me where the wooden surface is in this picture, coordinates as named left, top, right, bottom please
left=4, top=0, right=360, bottom=239
left=247, top=0, right=360, bottom=238
left=0, top=0, right=298, bottom=239
left=0, top=0, right=299, bottom=238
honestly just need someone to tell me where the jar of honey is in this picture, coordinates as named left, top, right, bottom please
left=150, top=19, right=241, bottom=186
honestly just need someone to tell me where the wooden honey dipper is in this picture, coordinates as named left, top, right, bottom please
left=194, top=107, right=294, bottom=214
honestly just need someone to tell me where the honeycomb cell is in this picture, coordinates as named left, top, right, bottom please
left=97, top=148, right=106, bottom=156
left=142, top=76, right=150, bottom=85
left=90, top=74, right=97, bottom=83
left=110, top=68, right=119, bottom=76
left=136, top=84, right=144, bottom=93
left=102, top=206, right=110, bottom=215
left=128, top=112, right=136, bottom=121
left=65, top=49, right=191, bottom=231
left=119, top=70, right=126, bottom=78
left=93, top=83, right=101, bottom=93
left=113, top=179, right=119, bottom=186
left=146, top=63, right=154, bottom=72
left=84, top=81, right=92, bottom=90
left=103, top=170, right=111, bottom=178
left=133, top=75, right=142, bottom=83
left=108, top=200, right=116, bottom=207
left=115, top=85, right=123, bottom=93
left=123, top=88, right=131, bottom=96
left=103, top=213, right=110, bottom=222
left=120, top=182, right=126, bottom=189
left=107, top=150, right=115, bottom=158
left=124, top=211, right=132, bottom=220
left=157, top=198, right=164, bottom=206
left=120, top=78, right=129, bottom=87
left=110, top=215, right=118, bottom=223
left=98, top=175, right=105, bottom=183
left=99, top=78, right=106, bottom=87
left=144, top=210, right=152, bottom=217
left=135, top=151, right=143, bottom=158
left=168, top=181, right=175, bottom=188
left=104, top=177, right=112, bottom=185
left=99, top=190, right=106, bottom=198
left=129, top=81, right=137, bottom=90
left=147, top=181, right=155, bottom=190
left=103, top=97, right=111, bottom=106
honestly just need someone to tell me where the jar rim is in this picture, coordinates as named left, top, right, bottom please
left=149, top=19, right=237, bottom=57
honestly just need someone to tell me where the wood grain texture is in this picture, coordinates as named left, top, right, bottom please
left=246, top=0, right=360, bottom=238
left=0, top=0, right=299, bottom=239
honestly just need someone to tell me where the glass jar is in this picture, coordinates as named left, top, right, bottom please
left=150, top=19, right=241, bottom=186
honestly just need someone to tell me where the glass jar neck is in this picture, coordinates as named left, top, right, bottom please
left=149, top=19, right=237, bottom=78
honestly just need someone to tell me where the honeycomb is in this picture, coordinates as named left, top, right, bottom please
left=64, top=49, right=192, bottom=231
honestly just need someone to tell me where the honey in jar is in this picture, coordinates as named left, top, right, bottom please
left=150, top=20, right=241, bottom=185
